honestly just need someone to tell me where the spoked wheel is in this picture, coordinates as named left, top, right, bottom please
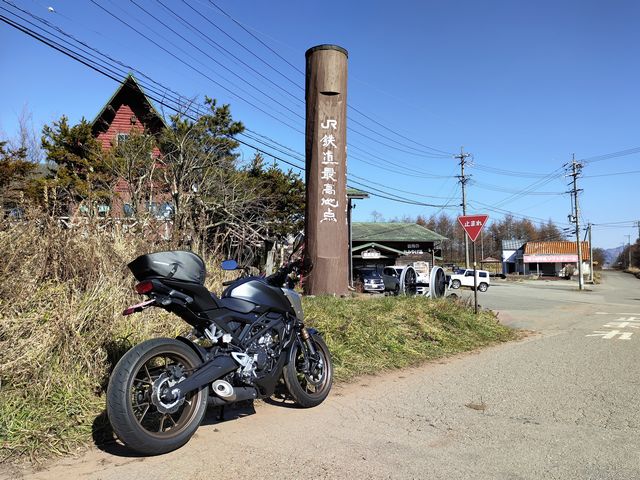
left=401, top=267, right=418, bottom=296
left=283, top=333, right=333, bottom=408
left=107, top=338, right=207, bottom=455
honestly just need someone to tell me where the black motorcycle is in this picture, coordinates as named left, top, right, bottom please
left=106, top=246, right=332, bottom=455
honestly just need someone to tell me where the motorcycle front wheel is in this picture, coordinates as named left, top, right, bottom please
left=106, top=338, right=208, bottom=455
left=283, top=333, right=333, bottom=408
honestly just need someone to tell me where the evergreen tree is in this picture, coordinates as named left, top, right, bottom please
left=0, top=140, right=37, bottom=210
left=41, top=116, right=111, bottom=214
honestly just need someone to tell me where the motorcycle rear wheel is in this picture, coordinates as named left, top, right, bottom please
left=283, top=333, right=333, bottom=408
left=106, top=338, right=207, bottom=455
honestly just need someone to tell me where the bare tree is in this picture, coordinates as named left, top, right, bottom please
left=106, top=132, right=157, bottom=219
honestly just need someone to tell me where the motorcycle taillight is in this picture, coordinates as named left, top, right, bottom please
left=135, top=281, right=154, bottom=294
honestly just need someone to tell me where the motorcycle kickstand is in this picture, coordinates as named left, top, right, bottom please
left=217, top=405, right=225, bottom=421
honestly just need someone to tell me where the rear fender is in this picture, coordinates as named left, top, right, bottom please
left=176, top=336, right=208, bottom=363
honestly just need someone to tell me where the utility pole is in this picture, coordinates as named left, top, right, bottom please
left=625, top=234, right=632, bottom=268
left=568, top=154, right=584, bottom=290
left=455, top=147, right=471, bottom=268
left=636, top=220, right=640, bottom=242
left=588, top=223, right=593, bottom=283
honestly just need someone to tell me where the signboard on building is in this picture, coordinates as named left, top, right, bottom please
left=523, top=254, right=578, bottom=263
left=361, top=248, right=381, bottom=259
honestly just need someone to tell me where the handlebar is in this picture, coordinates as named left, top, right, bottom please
left=265, top=259, right=303, bottom=287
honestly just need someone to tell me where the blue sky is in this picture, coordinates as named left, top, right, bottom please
left=1, top=0, right=639, bottom=249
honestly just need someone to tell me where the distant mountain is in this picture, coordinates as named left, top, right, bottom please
left=603, top=246, right=624, bottom=267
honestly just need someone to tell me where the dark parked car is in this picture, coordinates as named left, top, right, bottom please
left=354, top=267, right=385, bottom=293
left=381, top=266, right=401, bottom=295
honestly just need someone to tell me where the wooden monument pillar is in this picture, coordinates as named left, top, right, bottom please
left=304, top=44, right=349, bottom=295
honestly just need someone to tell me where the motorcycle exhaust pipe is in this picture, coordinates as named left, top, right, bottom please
left=208, top=386, right=258, bottom=406
left=212, top=379, right=236, bottom=401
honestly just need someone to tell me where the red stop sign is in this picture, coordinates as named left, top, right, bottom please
left=458, top=215, right=489, bottom=242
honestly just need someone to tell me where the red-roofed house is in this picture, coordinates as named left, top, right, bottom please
left=91, top=74, right=170, bottom=218
left=504, top=240, right=591, bottom=277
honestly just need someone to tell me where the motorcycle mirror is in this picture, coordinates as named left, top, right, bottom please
left=221, top=259, right=239, bottom=271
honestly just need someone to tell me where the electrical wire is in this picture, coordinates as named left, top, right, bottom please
left=0, top=10, right=455, bottom=210
left=202, top=0, right=455, bottom=157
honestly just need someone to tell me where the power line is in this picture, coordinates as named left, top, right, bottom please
left=86, top=0, right=304, bottom=132
left=126, top=0, right=305, bottom=121
left=472, top=162, right=559, bottom=179
left=471, top=180, right=564, bottom=196
left=492, top=166, right=565, bottom=209
left=94, top=0, right=454, bottom=162
left=206, top=0, right=305, bottom=77
left=0, top=11, right=448, bottom=210
left=469, top=199, right=571, bottom=227
left=582, top=169, right=640, bottom=178
left=203, top=0, right=454, bottom=157
left=580, top=146, right=640, bottom=164
left=157, top=0, right=303, bottom=107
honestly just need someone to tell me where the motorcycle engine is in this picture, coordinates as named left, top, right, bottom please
left=237, top=328, right=281, bottom=382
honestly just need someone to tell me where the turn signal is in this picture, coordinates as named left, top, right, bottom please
left=135, top=281, right=154, bottom=294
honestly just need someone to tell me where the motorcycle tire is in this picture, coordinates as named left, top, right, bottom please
left=284, top=333, right=333, bottom=408
left=106, top=338, right=208, bottom=455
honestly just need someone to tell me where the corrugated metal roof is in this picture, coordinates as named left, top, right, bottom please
left=352, top=222, right=446, bottom=242
left=501, top=239, right=526, bottom=250
left=524, top=241, right=590, bottom=260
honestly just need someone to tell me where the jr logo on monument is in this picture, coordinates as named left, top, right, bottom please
left=458, top=214, right=489, bottom=243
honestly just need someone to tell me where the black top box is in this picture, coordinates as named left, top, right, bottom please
left=128, top=251, right=206, bottom=284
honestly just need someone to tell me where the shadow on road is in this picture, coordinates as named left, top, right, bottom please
left=91, top=401, right=259, bottom=457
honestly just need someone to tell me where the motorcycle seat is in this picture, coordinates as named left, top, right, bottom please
left=217, top=296, right=256, bottom=314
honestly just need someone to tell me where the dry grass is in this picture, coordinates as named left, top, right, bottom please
left=0, top=215, right=228, bottom=462
left=0, top=215, right=515, bottom=462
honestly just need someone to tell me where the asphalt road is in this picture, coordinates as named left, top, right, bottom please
left=6, top=271, right=640, bottom=479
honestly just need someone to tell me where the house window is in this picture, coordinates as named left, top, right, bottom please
left=97, top=204, right=110, bottom=217
left=123, top=203, right=134, bottom=217
left=116, top=133, right=129, bottom=145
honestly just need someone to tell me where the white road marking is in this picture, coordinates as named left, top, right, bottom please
left=586, top=330, right=634, bottom=340
left=603, top=322, right=640, bottom=329
left=593, top=312, right=640, bottom=316
left=595, top=312, right=609, bottom=315
left=603, top=317, right=640, bottom=328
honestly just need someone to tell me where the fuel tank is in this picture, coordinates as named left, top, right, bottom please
left=223, top=278, right=293, bottom=315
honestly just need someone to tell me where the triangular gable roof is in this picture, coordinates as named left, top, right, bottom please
left=91, top=74, right=168, bottom=134
left=351, top=242, right=406, bottom=255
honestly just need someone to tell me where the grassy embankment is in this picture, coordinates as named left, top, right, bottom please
left=623, top=267, right=640, bottom=279
left=0, top=219, right=515, bottom=462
